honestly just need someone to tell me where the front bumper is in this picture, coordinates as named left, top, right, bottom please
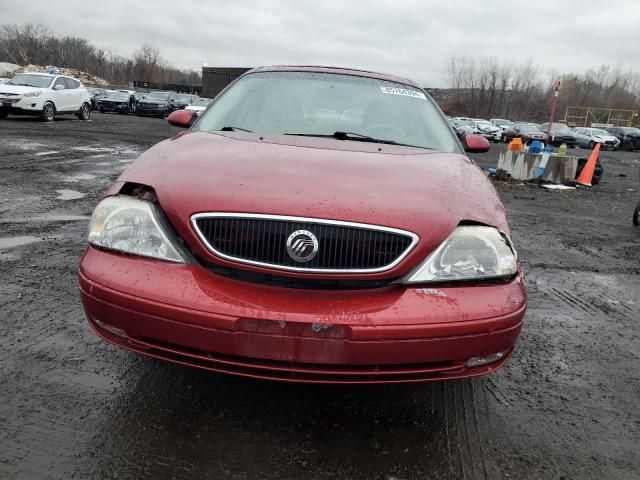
left=79, top=247, right=527, bottom=383
left=136, top=104, right=167, bottom=116
left=0, top=96, right=46, bottom=112
left=98, top=103, right=129, bottom=112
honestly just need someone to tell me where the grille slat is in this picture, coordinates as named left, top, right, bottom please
left=193, top=214, right=416, bottom=273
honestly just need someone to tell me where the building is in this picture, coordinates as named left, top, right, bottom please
left=201, top=67, right=251, bottom=98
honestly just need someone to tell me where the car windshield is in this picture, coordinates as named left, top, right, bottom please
left=7, top=73, right=53, bottom=88
left=551, top=123, right=571, bottom=133
left=590, top=129, right=609, bottom=136
left=177, top=94, right=194, bottom=101
left=195, top=71, right=458, bottom=152
left=106, top=93, right=129, bottom=101
left=476, top=121, right=494, bottom=128
left=519, top=125, right=540, bottom=133
left=147, top=92, right=170, bottom=100
left=621, top=127, right=640, bottom=134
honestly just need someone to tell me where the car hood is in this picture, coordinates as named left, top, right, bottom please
left=117, top=132, right=509, bottom=277
left=0, top=84, right=43, bottom=95
left=476, top=125, right=499, bottom=132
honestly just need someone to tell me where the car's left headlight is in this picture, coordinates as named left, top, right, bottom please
left=23, top=91, right=41, bottom=97
left=88, top=195, right=186, bottom=263
left=404, top=226, right=517, bottom=284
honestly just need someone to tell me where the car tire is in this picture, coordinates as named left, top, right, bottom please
left=634, top=200, right=640, bottom=226
left=40, top=102, right=55, bottom=122
left=0, top=110, right=8, bottom=120
left=588, top=141, right=595, bottom=149
left=76, top=103, right=91, bottom=121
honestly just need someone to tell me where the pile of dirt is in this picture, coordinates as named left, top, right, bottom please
left=2, top=63, right=109, bottom=86
left=0, top=62, right=20, bottom=77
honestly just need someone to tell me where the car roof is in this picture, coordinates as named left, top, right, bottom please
left=21, top=72, right=56, bottom=77
left=247, top=65, right=421, bottom=89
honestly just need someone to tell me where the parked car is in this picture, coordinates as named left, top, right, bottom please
left=502, top=123, right=547, bottom=144
left=539, top=122, right=578, bottom=148
left=184, top=98, right=212, bottom=116
left=87, top=87, right=109, bottom=109
left=473, top=119, right=502, bottom=142
left=450, top=118, right=475, bottom=135
left=96, top=91, right=132, bottom=114
left=80, top=65, right=526, bottom=384
left=175, top=93, right=199, bottom=109
left=490, top=118, right=513, bottom=130
left=135, top=91, right=179, bottom=117
left=0, top=72, right=91, bottom=121
left=606, top=127, right=640, bottom=151
left=573, top=127, right=620, bottom=150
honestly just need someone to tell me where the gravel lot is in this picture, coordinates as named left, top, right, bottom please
left=1, top=113, right=639, bottom=480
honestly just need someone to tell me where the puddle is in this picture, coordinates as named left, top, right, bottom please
left=35, top=151, right=61, bottom=156
left=56, top=190, right=86, bottom=200
left=62, top=173, right=96, bottom=182
left=0, top=236, right=41, bottom=250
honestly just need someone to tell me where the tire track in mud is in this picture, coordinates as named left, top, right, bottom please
left=529, top=269, right=640, bottom=321
left=435, top=381, right=490, bottom=480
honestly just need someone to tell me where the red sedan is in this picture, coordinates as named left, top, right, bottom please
left=79, top=66, right=526, bottom=383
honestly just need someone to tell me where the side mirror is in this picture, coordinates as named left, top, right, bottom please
left=53, top=84, right=65, bottom=90
left=463, top=134, right=491, bottom=153
left=167, top=109, right=195, bottom=128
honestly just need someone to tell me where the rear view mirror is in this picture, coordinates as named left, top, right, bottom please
left=53, top=84, right=65, bottom=91
left=167, top=109, right=196, bottom=128
left=463, top=134, right=491, bottom=153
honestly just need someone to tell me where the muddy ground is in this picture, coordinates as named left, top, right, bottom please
left=0, top=113, right=638, bottom=480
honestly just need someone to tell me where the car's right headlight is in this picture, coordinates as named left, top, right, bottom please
left=88, top=195, right=185, bottom=262
left=404, top=226, right=517, bottom=284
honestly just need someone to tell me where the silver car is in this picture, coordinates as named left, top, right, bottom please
left=573, top=127, right=620, bottom=150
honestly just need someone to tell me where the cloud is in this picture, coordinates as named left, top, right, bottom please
left=1, top=0, right=639, bottom=87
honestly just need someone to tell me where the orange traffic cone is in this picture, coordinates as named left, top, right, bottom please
left=576, top=143, right=600, bottom=186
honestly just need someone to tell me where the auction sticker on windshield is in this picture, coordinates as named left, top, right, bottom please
left=379, top=86, right=426, bottom=100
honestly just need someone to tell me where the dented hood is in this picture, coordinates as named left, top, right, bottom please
left=118, top=131, right=508, bottom=277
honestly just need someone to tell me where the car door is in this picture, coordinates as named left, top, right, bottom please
left=51, top=77, right=70, bottom=111
left=63, top=77, right=84, bottom=110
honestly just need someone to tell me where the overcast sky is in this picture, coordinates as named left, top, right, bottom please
left=1, top=0, right=639, bottom=87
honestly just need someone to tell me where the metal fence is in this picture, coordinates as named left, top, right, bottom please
left=563, top=107, right=638, bottom=127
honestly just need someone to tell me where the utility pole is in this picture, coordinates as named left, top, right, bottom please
left=545, top=78, right=562, bottom=145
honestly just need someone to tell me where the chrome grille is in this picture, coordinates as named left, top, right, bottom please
left=191, top=213, right=418, bottom=273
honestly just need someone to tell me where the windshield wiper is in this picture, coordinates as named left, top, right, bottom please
left=219, top=126, right=253, bottom=132
left=285, top=131, right=428, bottom=149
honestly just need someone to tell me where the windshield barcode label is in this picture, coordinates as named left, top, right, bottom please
left=379, top=86, right=426, bottom=100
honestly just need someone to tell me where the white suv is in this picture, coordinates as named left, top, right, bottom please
left=0, top=72, right=92, bottom=122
